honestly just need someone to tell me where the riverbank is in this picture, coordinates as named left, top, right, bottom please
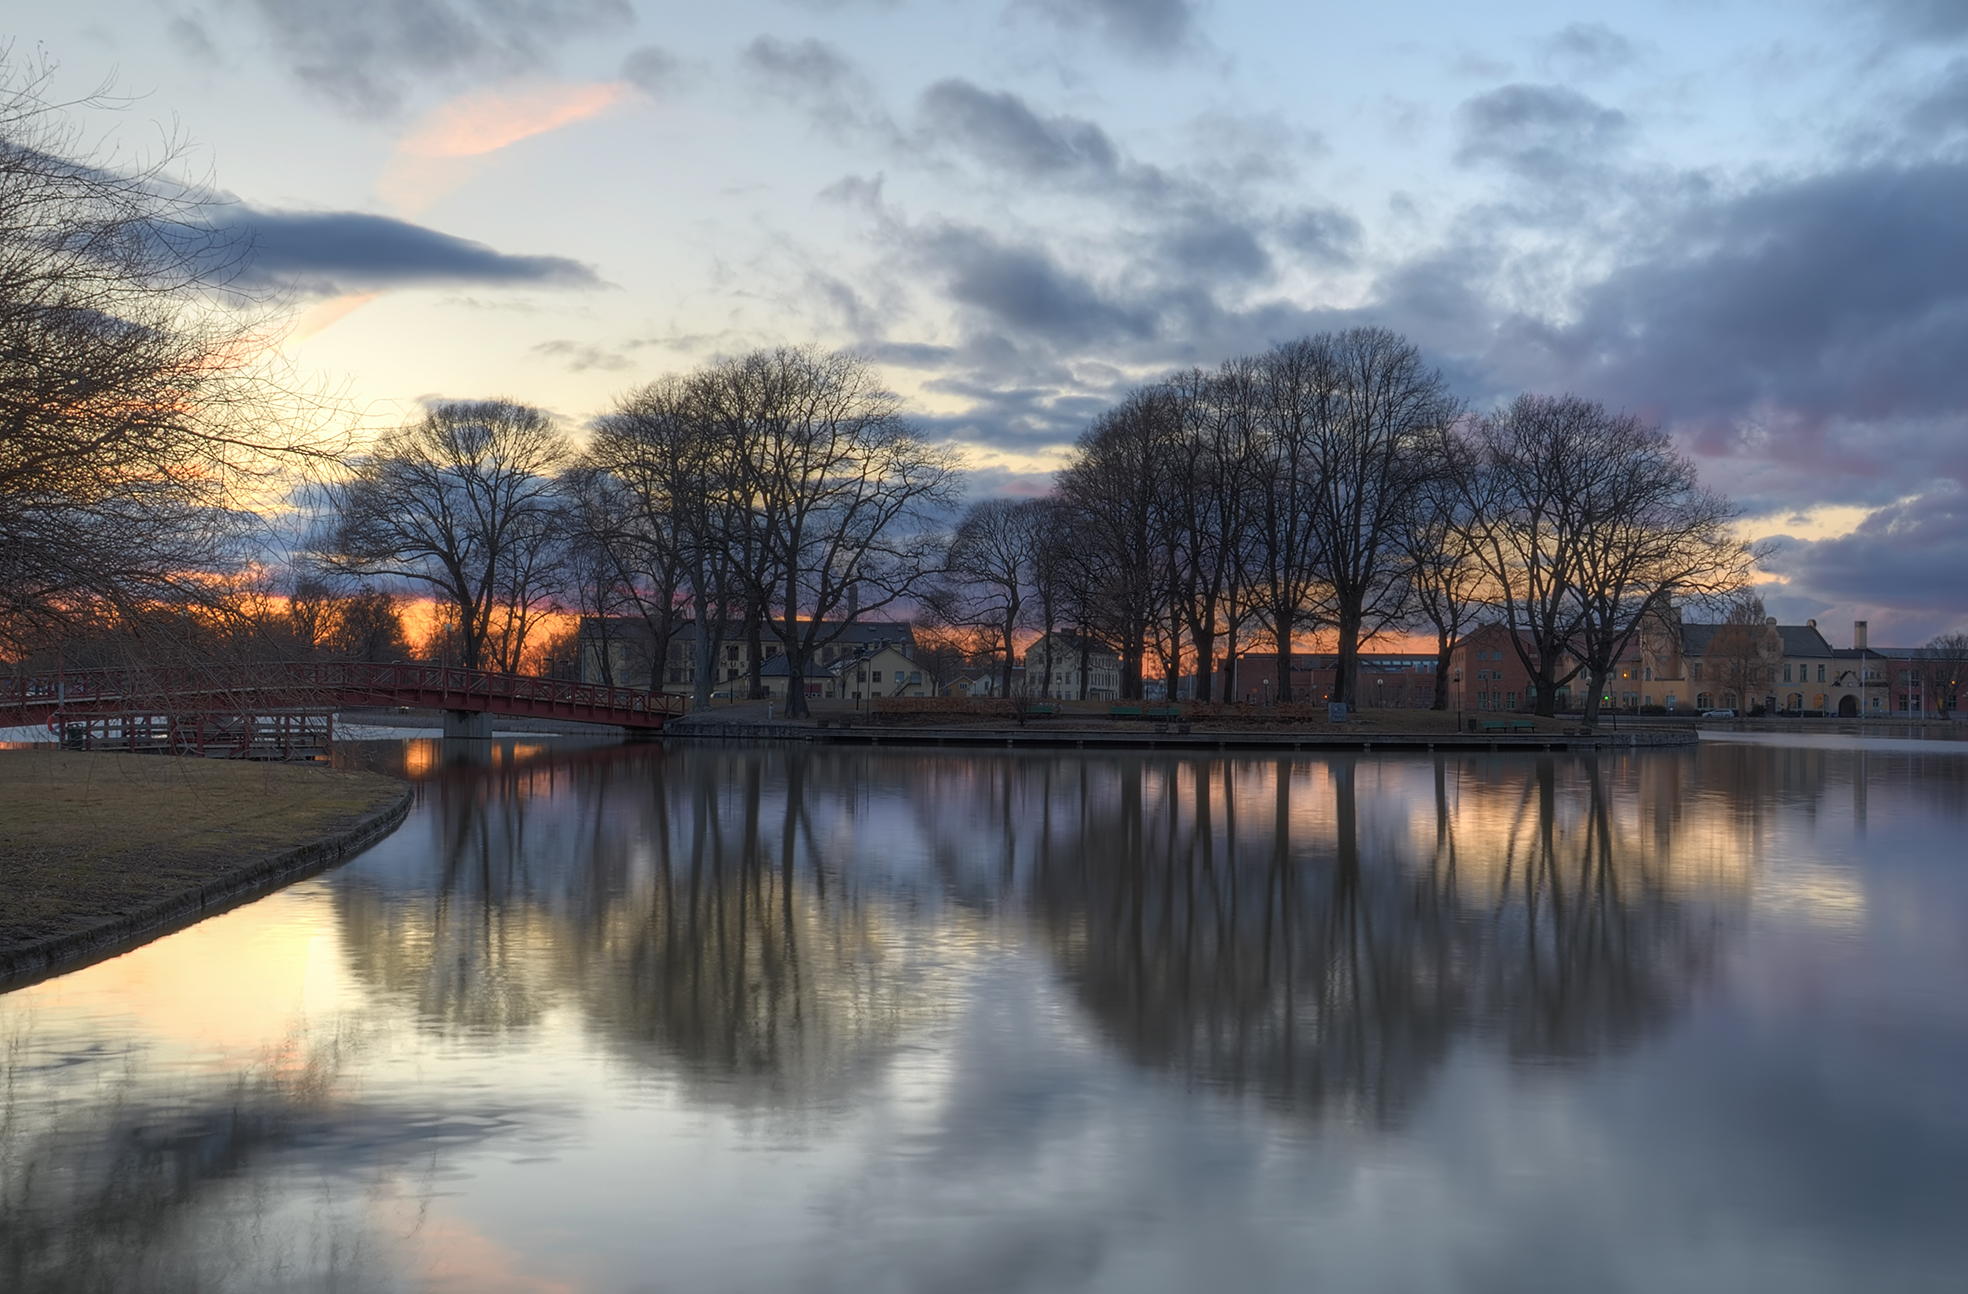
left=665, top=705, right=1698, bottom=751
left=0, top=750, right=410, bottom=987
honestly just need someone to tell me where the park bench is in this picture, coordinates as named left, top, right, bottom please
left=1108, top=705, right=1144, bottom=719
left=1508, top=719, right=1536, bottom=732
left=1477, top=719, right=1508, bottom=732
left=1146, top=706, right=1182, bottom=719
left=1019, top=704, right=1057, bottom=719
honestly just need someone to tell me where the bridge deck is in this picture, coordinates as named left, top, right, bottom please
left=2, top=662, right=686, bottom=733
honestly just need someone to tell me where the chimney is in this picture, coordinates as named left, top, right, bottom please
left=1765, top=617, right=1777, bottom=626
left=1854, top=620, right=1867, bottom=650
left=846, top=582, right=859, bottom=622
left=1807, top=619, right=1816, bottom=629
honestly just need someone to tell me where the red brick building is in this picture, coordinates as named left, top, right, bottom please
left=1218, top=651, right=1440, bottom=708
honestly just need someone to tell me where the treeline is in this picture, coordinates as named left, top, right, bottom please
left=0, top=66, right=1758, bottom=723
left=936, top=329, right=1755, bottom=721
left=314, top=349, right=959, bottom=718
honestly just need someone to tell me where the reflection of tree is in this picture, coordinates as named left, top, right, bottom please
left=332, top=745, right=943, bottom=1109
left=1020, top=754, right=1737, bottom=1124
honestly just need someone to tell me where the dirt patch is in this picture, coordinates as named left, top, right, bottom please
left=0, top=750, right=406, bottom=960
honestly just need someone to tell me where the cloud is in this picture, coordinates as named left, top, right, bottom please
left=1279, top=206, right=1362, bottom=265
left=916, top=79, right=1119, bottom=178
left=911, top=222, right=1158, bottom=347
left=531, top=339, right=635, bottom=371
left=223, top=208, right=600, bottom=295
left=1864, top=0, right=1968, bottom=43
left=1539, top=23, right=1639, bottom=77
left=1761, top=486, right=1968, bottom=628
left=1455, top=84, right=1631, bottom=181
left=1511, top=163, right=1968, bottom=450
left=237, top=0, right=634, bottom=116
left=395, top=80, right=629, bottom=159
left=1018, top=0, right=1198, bottom=56
left=741, top=35, right=894, bottom=137
left=620, top=45, right=682, bottom=97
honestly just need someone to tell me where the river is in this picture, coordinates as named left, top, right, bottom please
left=3, top=738, right=1964, bottom=1292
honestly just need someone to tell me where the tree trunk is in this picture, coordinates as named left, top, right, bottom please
left=1581, top=663, right=1608, bottom=725
left=1333, top=607, right=1362, bottom=711
left=1274, top=615, right=1294, bottom=705
left=1432, top=627, right=1452, bottom=710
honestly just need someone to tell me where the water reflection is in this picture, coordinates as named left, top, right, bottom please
left=324, top=745, right=1746, bottom=1125
left=3, top=740, right=1963, bottom=1292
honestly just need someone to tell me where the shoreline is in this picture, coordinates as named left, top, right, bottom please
left=661, top=719, right=1699, bottom=751
left=0, top=764, right=412, bottom=991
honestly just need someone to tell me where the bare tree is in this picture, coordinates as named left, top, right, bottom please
left=1463, top=395, right=1600, bottom=717
left=1304, top=328, right=1462, bottom=711
left=0, top=56, right=321, bottom=658
left=925, top=498, right=1044, bottom=699
left=741, top=349, right=961, bottom=718
left=1561, top=411, right=1756, bottom=725
left=1924, top=631, right=1968, bottom=717
left=1402, top=429, right=1490, bottom=709
left=1247, top=347, right=1327, bottom=703
left=319, top=400, right=569, bottom=672
left=1705, top=596, right=1777, bottom=712
left=1056, top=388, right=1175, bottom=700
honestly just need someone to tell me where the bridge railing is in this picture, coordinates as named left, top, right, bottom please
left=1, top=661, right=690, bottom=724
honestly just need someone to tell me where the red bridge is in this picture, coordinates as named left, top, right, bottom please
left=2, top=661, right=689, bottom=750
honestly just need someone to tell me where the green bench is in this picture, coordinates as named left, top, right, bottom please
left=1108, top=705, right=1144, bottom=719
left=1476, top=718, right=1537, bottom=733
left=1019, top=704, right=1057, bottom=718
left=1509, top=719, right=1536, bottom=731
left=1146, top=706, right=1182, bottom=719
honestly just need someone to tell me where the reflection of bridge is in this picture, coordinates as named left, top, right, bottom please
left=2, top=661, right=688, bottom=744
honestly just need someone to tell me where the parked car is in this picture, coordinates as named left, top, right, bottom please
left=1702, top=708, right=1736, bottom=718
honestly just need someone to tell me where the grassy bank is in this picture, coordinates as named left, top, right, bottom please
left=0, top=750, right=406, bottom=964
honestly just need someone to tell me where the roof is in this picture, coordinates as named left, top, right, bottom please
left=1680, top=622, right=1833, bottom=657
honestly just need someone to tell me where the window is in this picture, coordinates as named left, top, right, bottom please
left=1692, top=663, right=1702, bottom=681
left=726, top=645, right=740, bottom=661
left=872, top=671, right=883, bottom=683
left=909, top=671, right=921, bottom=684
left=1783, top=664, right=1792, bottom=682
left=1817, top=664, right=1826, bottom=682
left=1644, top=667, right=1653, bottom=682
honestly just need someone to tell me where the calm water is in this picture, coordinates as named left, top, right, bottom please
left=3, top=739, right=1965, bottom=1293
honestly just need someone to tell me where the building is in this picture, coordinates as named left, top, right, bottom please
left=1020, top=631, right=1121, bottom=700
left=577, top=617, right=917, bottom=695
left=759, top=642, right=931, bottom=702
left=1224, top=650, right=1440, bottom=708
left=1447, top=623, right=1545, bottom=712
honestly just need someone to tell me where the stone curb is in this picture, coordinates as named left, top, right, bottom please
left=0, top=781, right=414, bottom=991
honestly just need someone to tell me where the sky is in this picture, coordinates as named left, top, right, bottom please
left=6, top=0, right=1968, bottom=643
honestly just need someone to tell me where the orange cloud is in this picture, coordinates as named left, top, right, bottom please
left=398, top=80, right=629, bottom=160
left=381, top=80, right=628, bottom=214
left=283, top=292, right=381, bottom=348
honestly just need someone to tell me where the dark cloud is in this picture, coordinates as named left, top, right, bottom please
left=223, top=208, right=600, bottom=295
left=741, top=35, right=893, bottom=137
left=1279, top=206, right=1362, bottom=265
left=1904, top=57, right=1968, bottom=139
left=916, top=79, right=1119, bottom=178
left=1019, top=0, right=1197, bottom=56
left=1455, top=84, right=1630, bottom=180
left=620, top=45, right=682, bottom=96
left=1511, top=163, right=1968, bottom=450
left=1539, top=22, right=1639, bottom=77
left=913, top=222, right=1158, bottom=346
left=1160, top=209, right=1271, bottom=280
left=236, top=0, right=633, bottom=115
left=1865, top=0, right=1968, bottom=42
left=1762, top=487, right=1968, bottom=625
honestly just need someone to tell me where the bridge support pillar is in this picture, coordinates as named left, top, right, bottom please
left=443, top=710, right=491, bottom=739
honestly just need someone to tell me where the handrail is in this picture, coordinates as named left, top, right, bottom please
left=0, top=661, right=688, bottom=727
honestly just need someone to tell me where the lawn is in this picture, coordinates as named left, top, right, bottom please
left=0, top=749, right=404, bottom=956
